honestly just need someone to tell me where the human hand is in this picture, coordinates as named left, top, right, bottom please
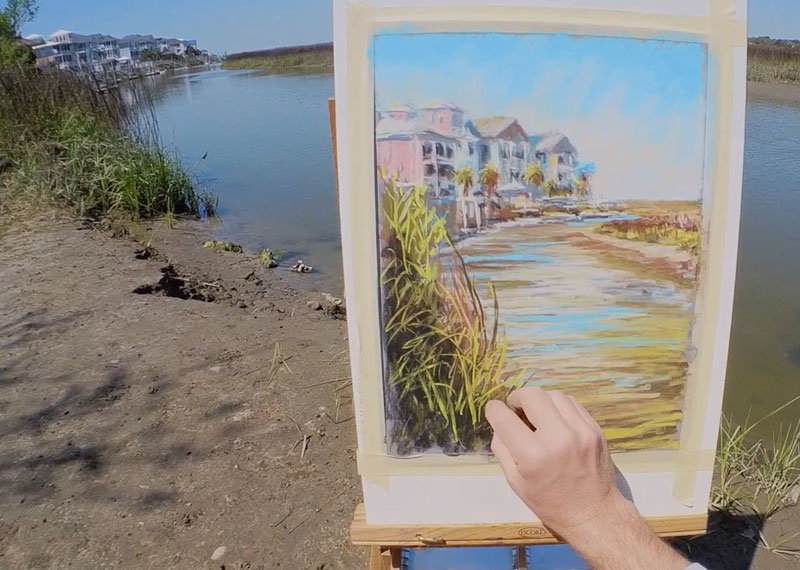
left=485, top=387, right=689, bottom=570
left=485, top=387, right=619, bottom=538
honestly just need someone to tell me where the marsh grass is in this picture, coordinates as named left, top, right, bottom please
left=380, top=174, right=521, bottom=455
left=597, top=214, right=701, bottom=255
left=222, top=43, right=333, bottom=73
left=0, top=65, right=215, bottom=221
left=748, top=44, right=800, bottom=84
left=713, top=394, right=800, bottom=520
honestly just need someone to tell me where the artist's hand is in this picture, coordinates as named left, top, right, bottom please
left=485, top=387, right=618, bottom=535
left=486, top=387, right=690, bottom=570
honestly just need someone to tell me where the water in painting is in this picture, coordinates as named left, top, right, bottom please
left=374, top=33, right=707, bottom=455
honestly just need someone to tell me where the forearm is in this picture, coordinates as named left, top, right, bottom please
left=558, top=493, right=688, bottom=570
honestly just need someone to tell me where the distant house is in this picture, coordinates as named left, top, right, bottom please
left=531, top=132, right=578, bottom=186
left=24, top=30, right=202, bottom=70
left=471, top=117, right=531, bottom=188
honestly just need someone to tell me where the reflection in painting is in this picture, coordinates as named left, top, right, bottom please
left=374, top=33, right=707, bottom=455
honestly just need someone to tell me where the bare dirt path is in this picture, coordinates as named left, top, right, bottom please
left=0, top=213, right=364, bottom=570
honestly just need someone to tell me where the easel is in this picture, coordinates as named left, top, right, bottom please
left=327, top=98, right=708, bottom=570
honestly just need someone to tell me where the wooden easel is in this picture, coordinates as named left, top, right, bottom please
left=327, top=98, right=708, bottom=570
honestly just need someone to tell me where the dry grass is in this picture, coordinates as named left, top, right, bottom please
left=748, top=44, right=800, bottom=85
left=597, top=214, right=701, bottom=255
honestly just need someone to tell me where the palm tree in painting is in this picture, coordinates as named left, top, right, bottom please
left=479, top=164, right=499, bottom=196
left=479, top=164, right=500, bottom=219
left=576, top=176, right=590, bottom=198
left=523, top=162, right=545, bottom=193
left=454, top=167, right=474, bottom=229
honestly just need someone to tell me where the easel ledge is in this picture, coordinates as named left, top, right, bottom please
left=351, top=504, right=707, bottom=547
left=353, top=504, right=707, bottom=569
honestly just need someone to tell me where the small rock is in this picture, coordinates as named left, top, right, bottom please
left=211, top=546, right=227, bottom=561
left=237, top=300, right=248, bottom=309
left=306, top=301, right=322, bottom=310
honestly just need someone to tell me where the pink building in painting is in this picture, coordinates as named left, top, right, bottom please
left=376, top=102, right=479, bottom=198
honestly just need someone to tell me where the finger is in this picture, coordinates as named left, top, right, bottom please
left=490, top=433, right=524, bottom=489
left=485, top=399, right=541, bottom=461
left=549, top=391, right=584, bottom=428
left=507, top=387, right=567, bottom=433
left=567, top=395, right=604, bottom=435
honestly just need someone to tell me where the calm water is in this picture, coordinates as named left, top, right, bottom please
left=150, top=67, right=340, bottom=291
left=150, top=69, right=800, bottom=432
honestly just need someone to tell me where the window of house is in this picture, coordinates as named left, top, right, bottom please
left=468, top=143, right=474, bottom=156
left=435, top=142, right=444, bottom=156
left=500, top=143, right=510, bottom=159
left=446, top=144, right=454, bottom=159
left=424, top=163, right=435, bottom=176
left=422, top=142, right=433, bottom=157
left=558, top=155, right=565, bottom=165
left=439, top=116, right=444, bottom=124
left=513, top=143, right=525, bottom=159
left=481, top=144, right=491, bottom=163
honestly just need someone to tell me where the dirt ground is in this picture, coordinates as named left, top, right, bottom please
left=1, top=213, right=798, bottom=570
left=0, top=213, right=364, bottom=570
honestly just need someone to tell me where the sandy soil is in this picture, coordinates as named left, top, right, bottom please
left=0, top=213, right=363, bottom=570
left=1, top=213, right=797, bottom=569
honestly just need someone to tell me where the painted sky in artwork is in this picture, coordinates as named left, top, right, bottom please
left=373, top=33, right=707, bottom=201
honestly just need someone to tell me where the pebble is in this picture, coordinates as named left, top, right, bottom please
left=211, top=546, right=227, bottom=561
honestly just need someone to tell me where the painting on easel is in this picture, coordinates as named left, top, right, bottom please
left=375, top=32, right=707, bottom=456
left=335, top=0, right=745, bottom=525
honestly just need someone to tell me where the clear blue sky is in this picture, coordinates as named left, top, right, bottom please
left=17, top=0, right=800, bottom=55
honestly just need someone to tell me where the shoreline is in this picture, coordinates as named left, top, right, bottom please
left=748, top=79, right=800, bottom=102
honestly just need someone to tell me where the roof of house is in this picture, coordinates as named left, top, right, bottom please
left=471, top=117, right=518, bottom=138
left=534, top=132, right=577, bottom=154
left=421, top=101, right=462, bottom=112
left=119, top=34, right=156, bottom=43
left=50, top=29, right=75, bottom=38
left=384, top=103, right=416, bottom=113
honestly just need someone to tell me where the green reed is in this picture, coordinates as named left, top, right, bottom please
left=0, top=65, right=215, bottom=220
left=380, top=174, right=520, bottom=455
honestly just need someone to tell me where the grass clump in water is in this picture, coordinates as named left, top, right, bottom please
left=0, top=64, right=215, bottom=221
left=713, top=394, right=800, bottom=520
left=203, top=240, right=243, bottom=253
left=380, top=174, right=521, bottom=455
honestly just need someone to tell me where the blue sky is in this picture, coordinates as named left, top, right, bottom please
left=19, top=0, right=800, bottom=55
left=375, top=33, right=707, bottom=200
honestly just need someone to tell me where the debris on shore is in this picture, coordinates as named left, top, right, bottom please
left=203, top=240, right=243, bottom=253
left=291, top=259, right=313, bottom=273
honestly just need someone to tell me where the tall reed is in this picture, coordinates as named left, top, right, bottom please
left=748, top=44, right=800, bottom=84
left=380, top=174, right=519, bottom=455
left=0, top=65, right=215, bottom=220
